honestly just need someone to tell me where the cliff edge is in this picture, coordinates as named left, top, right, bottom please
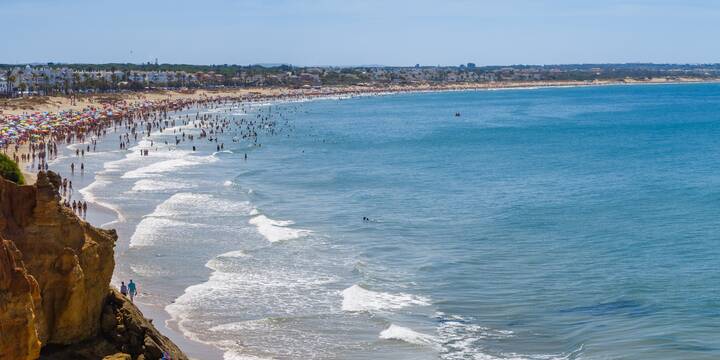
left=0, top=171, right=187, bottom=360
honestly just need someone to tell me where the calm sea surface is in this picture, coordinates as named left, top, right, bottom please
left=60, top=83, right=720, bottom=359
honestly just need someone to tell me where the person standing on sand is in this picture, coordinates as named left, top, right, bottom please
left=128, top=279, right=137, bottom=302
left=120, top=281, right=128, bottom=296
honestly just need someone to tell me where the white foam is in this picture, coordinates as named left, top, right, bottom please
left=217, top=250, right=249, bottom=258
left=152, top=193, right=251, bottom=217
left=223, top=180, right=233, bottom=187
left=379, top=324, right=439, bottom=348
left=436, top=314, right=513, bottom=360
left=435, top=313, right=578, bottom=360
left=208, top=319, right=266, bottom=333
left=341, top=284, right=430, bottom=312
left=130, top=264, right=171, bottom=277
left=205, top=250, right=251, bottom=270
left=248, top=214, right=311, bottom=243
left=122, top=155, right=217, bottom=179
left=130, top=217, right=193, bottom=247
left=78, top=178, right=127, bottom=224
left=166, top=255, right=338, bottom=352
left=131, top=179, right=195, bottom=192
left=101, top=143, right=189, bottom=174
left=129, top=193, right=251, bottom=247
left=223, top=351, right=272, bottom=360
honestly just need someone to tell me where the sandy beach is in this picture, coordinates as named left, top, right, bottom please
left=5, top=1, right=720, bottom=358
left=4, top=79, right=720, bottom=360
left=2, top=76, right=714, bottom=186
left=1, top=77, right=711, bottom=117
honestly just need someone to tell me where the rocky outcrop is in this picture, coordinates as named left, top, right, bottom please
left=0, top=171, right=188, bottom=359
left=40, top=289, right=187, bottom=360
left=0, top=171, right=116, bottom=346
left=101, top=289, right=186, bottom=360
left=0, top=238, right=42, bottom=360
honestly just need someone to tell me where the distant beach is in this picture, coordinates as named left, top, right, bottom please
left=3, top=76, right=716, bottom=179
left=4, top=81, right=720, bottom=359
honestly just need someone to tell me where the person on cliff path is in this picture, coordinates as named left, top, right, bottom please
left=128, top=279, right=137, bottom=302
left=120, top=281, right=128, bottom=296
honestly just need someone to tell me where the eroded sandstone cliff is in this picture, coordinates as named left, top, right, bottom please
left=0, top=172, right=187, bottom=360
left=0, top=171, right=117, bottom=346
left=0, top=238, right=42, bottom=360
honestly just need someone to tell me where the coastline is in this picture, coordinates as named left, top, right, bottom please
left=47, top=102, right=245, bottom=360
left=4, top=77, right=718, bottom=183
left=2, top=77, right=717, bottom=117
left=3, top=80, right=720, bottom=359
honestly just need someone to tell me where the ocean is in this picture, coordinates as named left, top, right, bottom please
left=53, top=83, right=720, bottom=359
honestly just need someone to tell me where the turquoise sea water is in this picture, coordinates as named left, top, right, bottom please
left=63, top=83, right=720, bottom=359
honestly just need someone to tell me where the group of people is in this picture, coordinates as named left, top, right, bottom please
left=113, top=99, right=301, bottom=162
left=70, top=161, right=84, bottom=174
left=65, top=199, right=88, bottom=218
left=119, top=280, right=138, bottom=302
left=2, top=95, right=314, bottom=231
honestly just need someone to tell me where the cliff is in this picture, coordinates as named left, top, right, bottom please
left=0, top=238, right=42, bottom=360
left=0, top=171, right=187, bottom=360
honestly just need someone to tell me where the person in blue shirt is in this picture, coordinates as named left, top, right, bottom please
left=128, top=279, right=137, bottom=302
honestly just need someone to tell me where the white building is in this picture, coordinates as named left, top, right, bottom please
left=0, top=77, right=9, bottom=94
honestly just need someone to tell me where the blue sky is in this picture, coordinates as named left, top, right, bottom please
left=3, top=0, right=719, bottom=66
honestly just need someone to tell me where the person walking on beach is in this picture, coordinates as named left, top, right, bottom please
left=128, top=279, right=137, bottom=302
left=120, top=281, right=128, bottom=296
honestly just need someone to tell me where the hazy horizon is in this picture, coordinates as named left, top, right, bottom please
left=4, top=0, right=720, bottom=66
left=3, top=62, right=720, bottom=68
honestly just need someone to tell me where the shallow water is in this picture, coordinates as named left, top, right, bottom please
left=57, top=84, right=720, bottom=359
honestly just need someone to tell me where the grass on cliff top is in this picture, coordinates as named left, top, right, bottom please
left=0, top=153, right=25, bottom=185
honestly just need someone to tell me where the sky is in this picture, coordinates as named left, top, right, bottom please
left=2, top=0, right=720, bottom=66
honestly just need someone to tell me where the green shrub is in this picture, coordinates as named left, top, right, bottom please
left=0, top=153, right=25, bottom=185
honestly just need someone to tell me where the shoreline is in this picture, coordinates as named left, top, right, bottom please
left=3, top=79, right=719, bottom=359
left=2, top=76, right=717, bottom=116
left=44, top=103, right=236, bottom=360
left=5, top=77, right=719, bottom=185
